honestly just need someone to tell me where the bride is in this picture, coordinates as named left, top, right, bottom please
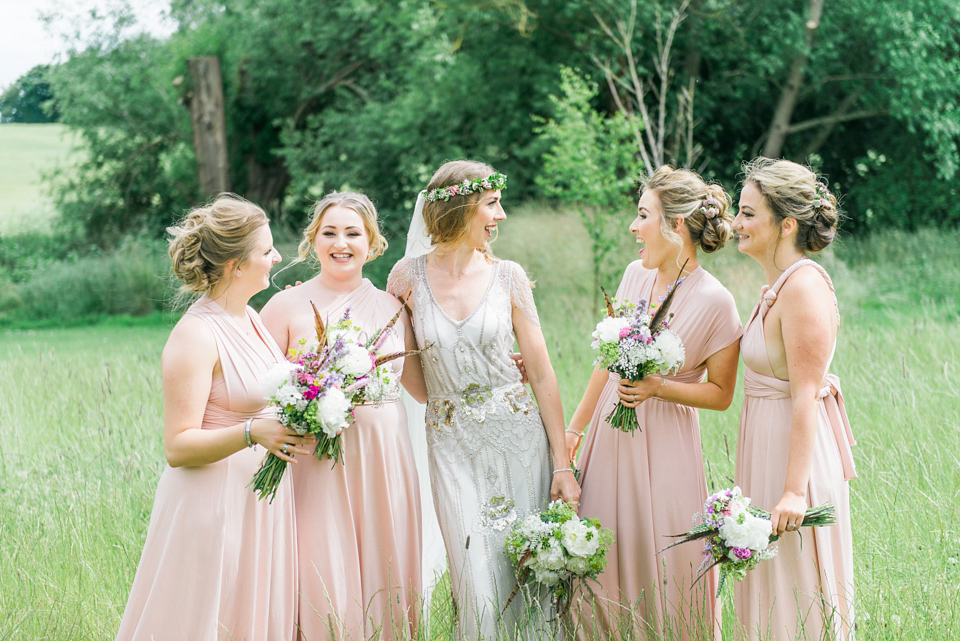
left=388, top=159, right=580, bottom=639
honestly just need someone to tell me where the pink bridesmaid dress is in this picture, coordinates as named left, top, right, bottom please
left=574, top=261, right=742, bottom=639
left=116, top=298, right=298, bottom=641
left=734, top=258, right=856, bottom=640
left=291, top=280, right=422, bottom=641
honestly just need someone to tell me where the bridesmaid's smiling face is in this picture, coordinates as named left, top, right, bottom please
left=236, top=224, right=281, bottom=292
left=629, top=189, right=672, bottom=270
left=314, top=205, right=371, bottom=278
left=734, top=181, right=779, bottom=259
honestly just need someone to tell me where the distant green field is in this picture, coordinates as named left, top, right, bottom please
left=0, top=123, right=78, bottom=234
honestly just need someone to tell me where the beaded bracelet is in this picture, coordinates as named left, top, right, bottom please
left=244, top=418, right=254, bottom=448
left=553, top=467, right=574, bottom=475
left=565, top=429, right=584, bottom=438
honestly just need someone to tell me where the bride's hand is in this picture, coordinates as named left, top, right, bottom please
left=550, top=468, right=581, bottom=507
left=616, top=376, right=660, bottom=408
left=510, top=352, right=528, bottom=384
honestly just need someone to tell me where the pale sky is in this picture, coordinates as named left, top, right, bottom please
left=0, top=0, right=174, bottom=90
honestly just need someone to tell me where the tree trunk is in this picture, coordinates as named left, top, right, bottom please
left=761, top=0, right=825, bottom=158
left=188, top=56, right=230, bottom=197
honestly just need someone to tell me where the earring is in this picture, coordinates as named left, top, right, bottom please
left=236, top=269, right=241, bottom=278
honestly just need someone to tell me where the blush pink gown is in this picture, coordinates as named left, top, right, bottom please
left=574, top=262, right=742, bottom=640
left=115, top=298, right=298, bottom=641
left=291, top=280, right=422, bottom=641
left=734, top=259, right=856, bottom=641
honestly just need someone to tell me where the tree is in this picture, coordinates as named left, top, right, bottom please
left=0, top=65, right=59, bottom=123
left=536, top=67, right=639, bottom=305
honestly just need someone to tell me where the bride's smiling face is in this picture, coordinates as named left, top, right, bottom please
left=465, top=189, right=505, bottom=249
left=314, top=205, right=370, bottom=277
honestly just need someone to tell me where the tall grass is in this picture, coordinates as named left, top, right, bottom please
left=0, top=206, right=958, bottom=639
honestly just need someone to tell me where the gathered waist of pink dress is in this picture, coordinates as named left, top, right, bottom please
left=201, top=404, right=277, bottom=429
left=606, top=367, right=706, bottom=386
left=743, top=368, right=857, bottom=480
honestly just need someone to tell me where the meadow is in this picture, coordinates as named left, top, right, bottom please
left=1, top=124, right=958, bottom=639
left=0, top=124, right=78, bottom=234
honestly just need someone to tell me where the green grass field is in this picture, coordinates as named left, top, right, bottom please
left=0, top=123, right=78, bottom=234
left=1, top=202, right=958, bottom=639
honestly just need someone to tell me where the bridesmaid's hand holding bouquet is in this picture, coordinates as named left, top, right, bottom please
left=253, top=300, right=423, bottom=501
left=590, top=261, right=689, bottom=432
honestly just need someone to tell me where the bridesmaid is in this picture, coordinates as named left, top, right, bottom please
left=732, top=158, right=856, bottom=640
left=567, top=166, right=742, bottom=639
left=260, top=192, right=428, bottom=641
left=116, top=195, right=313, bottom=640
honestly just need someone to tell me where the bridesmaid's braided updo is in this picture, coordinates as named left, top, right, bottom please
left=168, top=194, right=269, bottom=294
left=742, top=157, right=840, bottom=253
left=641, top=166, right=733, bottom=253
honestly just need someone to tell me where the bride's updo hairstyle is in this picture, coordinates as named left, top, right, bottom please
left=298, top=191, right=388, bottom=263
left=423, top=160, right=498, bottom=248
left=168, top=194, right=268, bottom=294
left=642, top=165, right=733, bottom=253
left=742, top=157, right=840, bottom=253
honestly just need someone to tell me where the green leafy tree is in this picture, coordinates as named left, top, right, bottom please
left=0, top=65, right=59, bottom=123
left=536, top=66, right=639, bottom=306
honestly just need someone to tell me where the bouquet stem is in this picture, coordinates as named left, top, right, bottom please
left=605, top=401, right=640, bottom=433
left=250, top=453, right=287, bottom=503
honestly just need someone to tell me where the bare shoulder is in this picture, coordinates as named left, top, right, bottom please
left=780, top=263, right=833, bottom=306
left=163, top=314, right=218, bottom=369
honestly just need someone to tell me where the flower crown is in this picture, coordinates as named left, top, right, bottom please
left=812, top=181, right=832, bottom=210
left=422, top=172, right=507, bottom=203
left=699, top=196, right=721, bottom=220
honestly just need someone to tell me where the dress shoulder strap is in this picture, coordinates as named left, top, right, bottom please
left=757, top=258, right=840, bottom=325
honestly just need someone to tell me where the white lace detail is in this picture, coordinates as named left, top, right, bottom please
left=505, top=260, right=541, bottom=327
left=386, top=256, right=415, bottom=301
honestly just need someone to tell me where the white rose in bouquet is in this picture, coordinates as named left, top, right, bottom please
left=719, top=510, right=772, bottom=552
left=566, top=555, right=590, bottom=574
left=338, top=343, right=374, bottom=377
left=533, top=567, right=560, bottom=587
left=538, top=538, right=567, bottom=571
left=653, top=329, right=685, bottom=374
left=561, top=518, right=600, bottom=558
left=591, top=316, right=631, bottom=347
left=316, top=387, right=352, bottom=437
left=260, top=361, right=297, bottom=398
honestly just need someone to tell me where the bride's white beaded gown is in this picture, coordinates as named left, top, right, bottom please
left=388, top=255, right=553, bottom=640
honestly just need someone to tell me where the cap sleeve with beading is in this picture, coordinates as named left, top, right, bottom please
left=505, top=260, right=541, bottom=327
left=387, top=256, right=415, bottom=300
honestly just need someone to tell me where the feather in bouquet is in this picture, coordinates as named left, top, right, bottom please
left=252, top=299, right=423, bottom=502
left=660, top=486, right=836, bottom=595
left=591, top=260, right=689, bottom=433
left=503, top=500, right=614, bottom=618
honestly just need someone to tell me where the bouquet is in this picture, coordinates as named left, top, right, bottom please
left=591, top=261, right=689, bottom=433
left=661, top=486, right=836, bottom=595
left=504, top=500, right=614, bottom=617
left=252, top=300, right=421, bottom=501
